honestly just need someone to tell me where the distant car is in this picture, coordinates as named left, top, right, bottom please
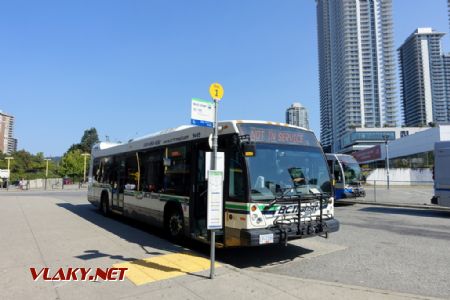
left=63, top=178, right=73, bottom=185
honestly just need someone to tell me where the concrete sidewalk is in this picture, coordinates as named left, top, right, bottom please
left=1, top=191, right=443, bottom=300
left=116, top=265, right=440, bottom=300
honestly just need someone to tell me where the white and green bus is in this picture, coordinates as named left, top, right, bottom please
left=87, top=120, right=339, bottom=247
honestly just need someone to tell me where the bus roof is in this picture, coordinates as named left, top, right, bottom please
left=326, top=153, right=358, bottom=164
left=91, top=120, right=315, bottom=158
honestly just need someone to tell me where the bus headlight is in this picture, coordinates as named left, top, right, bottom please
left=249, top=205, right=266, bottom=227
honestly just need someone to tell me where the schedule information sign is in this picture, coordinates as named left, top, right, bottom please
left=207, top=170, right=223, bottom=230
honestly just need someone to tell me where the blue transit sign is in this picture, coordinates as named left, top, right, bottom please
left=191, top=98, right=214, bottom=127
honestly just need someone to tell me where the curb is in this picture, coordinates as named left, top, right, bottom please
left=337, top=199, right=450, bottom=212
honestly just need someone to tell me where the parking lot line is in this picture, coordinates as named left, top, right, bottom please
left=113, top=252, right=221, bottom=285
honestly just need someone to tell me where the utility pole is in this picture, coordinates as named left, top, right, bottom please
left=5, top=157, right=14, bottom=190
left=44, top=158, right=51, bottom=190
left=383, top=135, right=390, bottom=189
left=81, top=153, right=90, bottom=184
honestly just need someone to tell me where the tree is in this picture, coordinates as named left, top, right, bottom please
left=80, top=128, right=99, bottom=153
left=0, top=150, right=59, bottom=181
left=59, top=149, right=85, bottom=180
left=67, top=127, right=99, bottom=154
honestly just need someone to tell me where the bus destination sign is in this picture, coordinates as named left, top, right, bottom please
left=238, top=124, right=319, bottom=147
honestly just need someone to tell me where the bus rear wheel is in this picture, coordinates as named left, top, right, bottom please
left=100, top=193, right=110, bottom=217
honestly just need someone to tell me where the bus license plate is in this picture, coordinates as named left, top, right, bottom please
left=259, top=233, right=274, bottom=244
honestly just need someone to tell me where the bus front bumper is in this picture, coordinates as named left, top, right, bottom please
left=238, top=218, right=340, bottom=247
left=343, top=187, right=365, bottom=198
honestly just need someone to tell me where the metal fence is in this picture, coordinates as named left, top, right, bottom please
left=360, top=180, right=434, bottom=205
left=0, top=178, right=88, bottom=191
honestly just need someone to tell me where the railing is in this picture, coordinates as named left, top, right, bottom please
left=345, top=180, right=434, bottom=206
left=0, top=179, right=88, bottom=191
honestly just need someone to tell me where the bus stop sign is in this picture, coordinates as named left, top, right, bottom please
left=209, top=83, right=224, bottom=100
left=191, top=98, right=214, bottom=127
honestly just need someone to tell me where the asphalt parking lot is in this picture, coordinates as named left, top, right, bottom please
left=1, top=190, right=449, bottom=299
left=361, top=184, right=434, bottom=205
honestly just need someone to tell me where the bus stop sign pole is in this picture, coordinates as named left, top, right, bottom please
left=209, top=82, right=224, bottom=279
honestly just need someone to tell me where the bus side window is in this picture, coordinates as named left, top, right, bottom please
left=125, top=154, right=139, bottom=191
left=102, top=157, right=113, bottom=184
left=327, top=159, right=333, bottom=173
left=93, top=158, right=101, bottom=183
left=163, top=145, right=191, bottom=196
left=141, top=150, right=164, bottom=193
left=334, top=160, right=342, bottom=183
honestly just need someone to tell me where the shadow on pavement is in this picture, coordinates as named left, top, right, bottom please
left=334, top=202, right=356, bottom=207
left=75, top=249, right=137, bottom=262
left=359, top=206, right=450, bottom=219
left=217, top=244, right=313, bottom=269
left=58, top=202, right=317, bottom=269
left=57, top=203, right=183, bottom=260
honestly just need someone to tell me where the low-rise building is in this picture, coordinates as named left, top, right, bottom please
left=339, top=127, right=428, bottom=154
left=352, top=125, right=450, bottom=169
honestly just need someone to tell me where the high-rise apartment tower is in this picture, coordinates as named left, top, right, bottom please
left=316, top=0, right=397, bottom=152
left=398, top=28, right=448, bottom=126
left=286, top=103, right=310, bottom=129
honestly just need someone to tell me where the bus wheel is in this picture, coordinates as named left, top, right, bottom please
left=165, top=207, right=184, bottom=241
left=100, top=193, right=109, bottom=217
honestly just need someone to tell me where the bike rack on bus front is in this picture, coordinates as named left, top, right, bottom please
left=272, top=193, right=326, bottom=246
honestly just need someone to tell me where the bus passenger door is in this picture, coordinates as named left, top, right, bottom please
left=112, top=157, right=125, bottom=212
left=190, top=142, right=209, bottom=238
left=333, top=160, right=345, bottom=199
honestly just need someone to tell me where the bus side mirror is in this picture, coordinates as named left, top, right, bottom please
left=242, top=143, right=256, bottom=157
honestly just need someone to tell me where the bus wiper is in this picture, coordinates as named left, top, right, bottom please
left=268, top=198, right=277, bottom=207
left=267, top=188, right=290, bottom=207
left=267, top=188, right=302, bottom=208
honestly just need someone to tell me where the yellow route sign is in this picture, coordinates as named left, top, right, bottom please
left=209, top=82, right=224, bottom=100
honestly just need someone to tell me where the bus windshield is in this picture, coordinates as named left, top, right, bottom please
left=341, top=161, right=362, bottom=185
left=246, top=144, right=331, bottom=201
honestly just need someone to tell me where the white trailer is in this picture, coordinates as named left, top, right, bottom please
left=432, top=141, right=450, bottom=207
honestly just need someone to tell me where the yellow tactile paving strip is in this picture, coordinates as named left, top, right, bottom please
left=113, top=252, right=221, bottom=285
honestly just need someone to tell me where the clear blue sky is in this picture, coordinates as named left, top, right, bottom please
left=0, top=0, right=449, bottom=156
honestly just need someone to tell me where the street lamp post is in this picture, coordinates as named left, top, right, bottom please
left=44, top=158, right=51, bottom=190
left=81, top=153, right=90, bottom=185
left=5, top=157, right=14, bottom=190
left=383, top=135, right=390, bottom=190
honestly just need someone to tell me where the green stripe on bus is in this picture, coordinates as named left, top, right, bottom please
left=225, top=203, right=248, bottom=211
left=225, top=203, right=279, bottom=212
left=159, top=194, right=189, bottom=203
left=258, top=204, right=279, bottom=211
